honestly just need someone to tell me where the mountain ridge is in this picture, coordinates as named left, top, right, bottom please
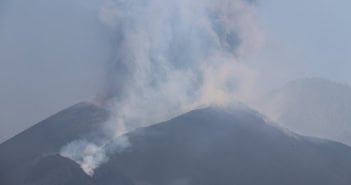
left=98, top=105, right=351, bottom=185
left=1, top=102, right=351, bottom=185
left=0, top=102, right=109, bottom=185
left=255, top=77, right=351, bottom=146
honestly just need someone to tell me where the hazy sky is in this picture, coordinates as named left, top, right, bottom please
left=1, top=0, right=351, bottom=143
left=254, top=0, right=351, bottom=89
left=0, top=0, right=109, bottom=142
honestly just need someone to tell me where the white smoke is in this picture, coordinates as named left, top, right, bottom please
left=60, top=136, right=130, bottom=175
left=61, top=0, right=263, bottom=175
left=60, top=140, right=107, bottom=176
left=99, top=0, right=262, bottom=134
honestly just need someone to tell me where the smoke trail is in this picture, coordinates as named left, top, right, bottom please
left=98, top=0, right=262, bottom=133
left=61, top=0, right=262, bottom=175
left=60, top=136, right=130, bottom=175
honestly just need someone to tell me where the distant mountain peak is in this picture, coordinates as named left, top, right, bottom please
left=256, top=78, right=351, bottom=146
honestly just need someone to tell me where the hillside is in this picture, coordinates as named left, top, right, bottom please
left=1, top=103, right=351, bottom=185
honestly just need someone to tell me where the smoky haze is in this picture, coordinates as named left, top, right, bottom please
left=1, top=0, right=351, bottom=177
left=97, top=0, right=262, bottom=134
left=61, top=0, right=263, bottom=175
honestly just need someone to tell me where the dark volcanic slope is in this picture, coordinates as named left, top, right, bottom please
left=24, top=154, right=94, bottom=185
left=0, top=102, right=109, bottom=185
left=2, top=103, right=351, bottom=185
left=97, top=106, right=351, bottom=185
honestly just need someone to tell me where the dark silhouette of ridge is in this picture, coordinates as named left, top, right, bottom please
left=1, top=103, right=351, bottom=185
left=24, top=154, right=94, bottom=185
left=97, top=106, right=351, bottom=185
left=0, top=102, right=109, bottom=185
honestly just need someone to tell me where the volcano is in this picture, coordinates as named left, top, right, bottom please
left=1, top=102, right=351, bottom=185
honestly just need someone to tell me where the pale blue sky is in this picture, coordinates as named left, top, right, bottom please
left=254, top=0, right=351, bottom=88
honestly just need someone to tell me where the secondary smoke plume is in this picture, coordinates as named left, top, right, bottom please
left=61, top=0, right=263, bottom=175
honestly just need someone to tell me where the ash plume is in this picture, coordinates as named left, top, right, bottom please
left=61, top=0, right=263, bottom=175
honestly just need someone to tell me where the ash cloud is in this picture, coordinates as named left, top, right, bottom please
left=61, top=0, right=263, bottom=175
left=98, top=0, right=262, bottom=134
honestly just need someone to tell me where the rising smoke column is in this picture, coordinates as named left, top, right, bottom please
left=98, top=0, right=262, bottom=133
left=61, top=0, right=262, bottom=175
